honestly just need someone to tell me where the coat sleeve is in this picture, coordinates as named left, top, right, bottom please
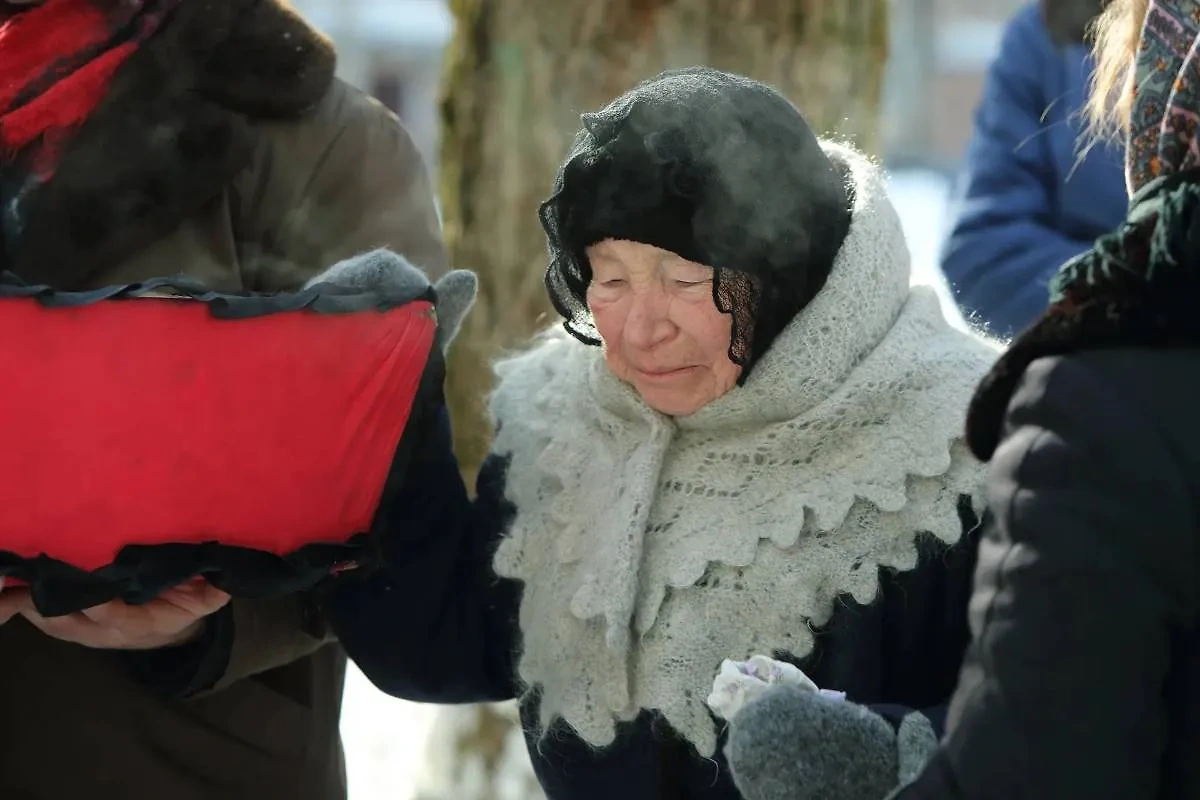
left=236, top=79, right=448, bottom=288
left=893, top=354, right=1199, bottom=800
left=122, top=592, right=327, bottom=697
left=939, top=6, right=1094, bottom=338
left=123, top=82, right=450, bottom=697
left=851, top=494, right=984, bottom=741
left=324, top=406, right=522, bottom=703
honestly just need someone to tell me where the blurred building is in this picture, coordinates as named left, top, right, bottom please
left=291, top=0, right=454, bottom=174
left=884, top=0, right=1028, bottom=170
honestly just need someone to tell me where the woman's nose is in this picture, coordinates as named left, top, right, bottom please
left=624, top=290, right=675, bottom=349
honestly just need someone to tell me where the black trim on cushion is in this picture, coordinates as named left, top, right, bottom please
left=0, top=270, right=436, bottom=318
left=0, top=535, right=374, bottom=617
left=0, top=277, right=448, bottom=617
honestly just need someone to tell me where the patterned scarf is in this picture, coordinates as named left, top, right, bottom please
left=966, top=0, right=1200, bottom=460
left=0, top=0, right=180, bottom=180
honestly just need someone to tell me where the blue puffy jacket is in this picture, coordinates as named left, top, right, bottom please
left=940, top=3, right=1127, bottom=338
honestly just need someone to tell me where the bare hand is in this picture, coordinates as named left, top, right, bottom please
left=0, top=576, right=231, bottom=650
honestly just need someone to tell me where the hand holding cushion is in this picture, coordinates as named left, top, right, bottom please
left=0, top=248, right=477, bottom=625
left=0, top=576, right=230, bottom=650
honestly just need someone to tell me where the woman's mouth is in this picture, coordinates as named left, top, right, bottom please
left=636, top=365, right=698, bottom=380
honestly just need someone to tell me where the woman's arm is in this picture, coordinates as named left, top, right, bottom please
left=325, top=406, right=522, bottom=704
left=874, top=498, right=985, bottom=738
left=896, top=352, right=1199, bottom=799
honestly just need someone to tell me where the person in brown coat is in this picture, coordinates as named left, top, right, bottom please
left=0, top=1, right=446, bottom=798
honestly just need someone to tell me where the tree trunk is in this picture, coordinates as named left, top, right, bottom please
left=424, top=1, right=888, bottom=796
left=411, top=703, right=544, bottom=800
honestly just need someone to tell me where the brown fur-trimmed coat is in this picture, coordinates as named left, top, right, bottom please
left=0, top=2, right=446, bottom=798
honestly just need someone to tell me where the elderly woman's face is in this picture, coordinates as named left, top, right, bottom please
left=586, top=239, right=741, bottom=415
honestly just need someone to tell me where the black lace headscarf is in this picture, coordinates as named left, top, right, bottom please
left=539, top=66, right=853, bottom=383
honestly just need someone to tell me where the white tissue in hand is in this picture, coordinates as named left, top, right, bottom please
left=706, top=655, right=819, bottom=721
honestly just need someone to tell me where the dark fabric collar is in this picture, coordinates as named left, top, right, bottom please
left=1041, top=0, right=1109, bottom=46
left=965, top=168, right=1200, bottom=460
left=1, top=0, right=336, bottom=289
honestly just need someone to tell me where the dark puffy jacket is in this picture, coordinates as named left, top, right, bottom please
left=894, top=349, right=1200, bottom=800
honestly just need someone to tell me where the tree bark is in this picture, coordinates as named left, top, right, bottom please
left=424, top=1, right=888, bottom=796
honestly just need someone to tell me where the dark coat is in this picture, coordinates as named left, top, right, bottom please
left=0, top=2, right=446, bottom=798
left=894, top=349, right=1200, bottom=800
left=1040, top=0, right=1107, bottom=45
left=329, top=407, right=984, bottom=800
left=939, top=3, right=1126, bottom=338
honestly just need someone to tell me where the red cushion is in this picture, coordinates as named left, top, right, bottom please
left=0, top=294, right=436, bottom=574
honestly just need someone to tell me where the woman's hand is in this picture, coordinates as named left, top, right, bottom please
left=707, top=654, right=826, bottom=721
left=0, top=576, right=230, bottom=650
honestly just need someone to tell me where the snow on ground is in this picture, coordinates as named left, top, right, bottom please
left=887, top=168, right=959, bottom=314
left=337, top=167, right=958, bottom=800
left=341, top=663, right=438, bottom=800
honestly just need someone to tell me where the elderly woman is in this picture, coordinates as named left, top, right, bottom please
left=328, top=67, right=999, bottom=800
left=887, top=1, right=1200, bottom=798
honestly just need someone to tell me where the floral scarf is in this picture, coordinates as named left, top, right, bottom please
left=967, top=0, right=1200, bottom=459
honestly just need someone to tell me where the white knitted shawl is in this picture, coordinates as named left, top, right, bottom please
left=489, top=143, right=1000, bottom=757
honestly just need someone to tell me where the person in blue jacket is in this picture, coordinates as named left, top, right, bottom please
left=940, top=0, right=1126, bottom=338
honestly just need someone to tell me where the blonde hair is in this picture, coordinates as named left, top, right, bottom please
left=1086, top=0, right=1151, bottom=140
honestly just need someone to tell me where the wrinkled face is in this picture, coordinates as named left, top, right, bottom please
left=586, top=239, right=741, bottom=416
